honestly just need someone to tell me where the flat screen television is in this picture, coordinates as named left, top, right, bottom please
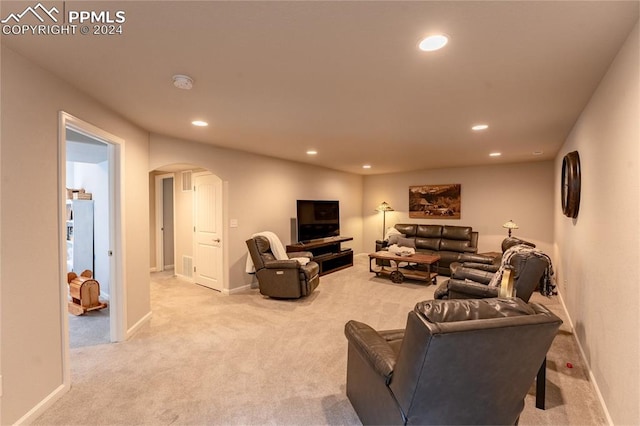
left=296, top=200, right=340, bottom=242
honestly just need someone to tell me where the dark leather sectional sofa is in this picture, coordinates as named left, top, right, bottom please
left=375, top=224, right=488, bottom=276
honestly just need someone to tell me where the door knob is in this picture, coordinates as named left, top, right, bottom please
left=213, top=238, right=221, bottom=243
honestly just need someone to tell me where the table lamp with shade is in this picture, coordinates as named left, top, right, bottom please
left=375, top=201, right=394, bottom=240
left=502, top=220, right=519, bottom=237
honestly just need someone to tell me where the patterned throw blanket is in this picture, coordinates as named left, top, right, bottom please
left=488, top=244, right=557, bottom=296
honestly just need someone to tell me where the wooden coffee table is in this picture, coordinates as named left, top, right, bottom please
left=368, top=251, right=440, bottom=285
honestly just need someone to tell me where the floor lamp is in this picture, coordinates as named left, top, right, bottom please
left=375, top=201, right=394, bottom=240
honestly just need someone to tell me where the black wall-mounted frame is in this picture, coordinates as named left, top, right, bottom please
left=561, top=151, right=581, bottom=218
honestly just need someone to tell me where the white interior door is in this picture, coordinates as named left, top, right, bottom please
left=193, top=172, right=223, bottom=291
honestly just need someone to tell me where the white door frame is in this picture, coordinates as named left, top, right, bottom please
left=58, top=112, right=126, bottom=383
left=154, top=173, right=175, bottom=272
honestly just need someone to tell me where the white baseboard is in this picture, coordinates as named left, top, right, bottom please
left=14, top=383, right=69, bottom=425
left=557, top=292, right=613, bottom=426
left=126, top=310, right=153, bottom=340
left=149, top=267, right=157, bottom=273
left=223, top=283, right=252, bottom=295
left=175, top=273, right=194, bottom=282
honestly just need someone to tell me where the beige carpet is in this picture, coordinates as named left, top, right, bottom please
left=34, top=254, right=606, bottom=425
left=68, top=305, right=110, bottom=348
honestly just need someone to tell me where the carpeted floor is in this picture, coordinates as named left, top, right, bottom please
left=34, top=254, right=606, bottom=425
left=69, top=305, right=110, bottom=348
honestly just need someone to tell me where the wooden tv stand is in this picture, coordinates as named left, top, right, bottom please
left=286, top=236, right=353, bottom=276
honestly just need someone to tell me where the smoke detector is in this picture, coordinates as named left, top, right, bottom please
left=172, top=74, right=193, bottom=90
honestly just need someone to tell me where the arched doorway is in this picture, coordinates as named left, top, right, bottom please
left=149, top=164, right=226, bottom=292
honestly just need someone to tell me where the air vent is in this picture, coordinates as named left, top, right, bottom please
left=182, top=255, right=193, bottom=278
left=181, top=171, right=192, bottom=191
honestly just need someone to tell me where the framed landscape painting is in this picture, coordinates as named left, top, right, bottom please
left=409, top=184, right=461, bottom=219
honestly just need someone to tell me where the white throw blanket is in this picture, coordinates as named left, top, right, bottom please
left=245, top=231, right=310, bottom=273
left=387, top=244, right=416, bottom=256
left=385, top=244, right=416, bottom=268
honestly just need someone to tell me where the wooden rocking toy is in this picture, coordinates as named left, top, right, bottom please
left=67, top=270, right=108, bottom=316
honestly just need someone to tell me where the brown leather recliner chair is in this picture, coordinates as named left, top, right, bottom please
left=246, top=236, right=320, bottom=298
left=344, top=298, right=562, bottom=425
left=435, top=237, right=546, bottom=302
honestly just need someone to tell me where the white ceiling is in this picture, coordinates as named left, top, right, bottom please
left=2, top=1, right=638, bottom=174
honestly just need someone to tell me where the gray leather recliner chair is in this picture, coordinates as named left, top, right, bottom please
left=344, top=298, right=562, bottom=425
left=246, top=236, right=320, bottom=298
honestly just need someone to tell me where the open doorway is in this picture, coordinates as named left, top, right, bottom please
left=154, top=173, right=175, bottom=273
left=59, top=112, right=125, bottom=359
left=66, top=129, right=111, bottom=347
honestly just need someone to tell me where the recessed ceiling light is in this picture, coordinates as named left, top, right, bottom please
left=533, top=151, right=544, bottom=156
left=472, top=124, right=489, bottom=131
left=362, top=164, right=372, bottom=169
left=489, top=152, right=502, bottom=157
left=418, top=34, right=449, bottom=52
left=191, top=120, right=208, bottom=127
left=306, top=150, right=318, bottom=155
left=173, top=74, right=194, bottom=90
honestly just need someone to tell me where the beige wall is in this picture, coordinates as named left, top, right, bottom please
left=362, top=161, right=555, bottom=255
left=149, top=134, right=364, bottom=289
left=0, top=46, right=151, bottom=424
left=554, top=23, right=639, bottom=425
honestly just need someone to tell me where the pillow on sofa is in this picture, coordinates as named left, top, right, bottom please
left=396, top=237, right=416, bottom=249
left=388, top=233, right=406, bottom=245
left=385, top=227, right=403, bottom=240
